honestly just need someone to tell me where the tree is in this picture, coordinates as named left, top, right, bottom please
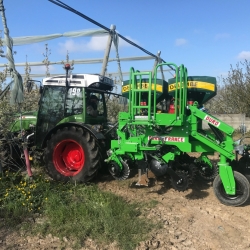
left=206, top=60, right=250, bottom=116
left=42, top=44, right=51, bottom=77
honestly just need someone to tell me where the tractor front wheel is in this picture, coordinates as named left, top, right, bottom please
left=44, top=126, right=101, bottom=182
left=213, top=171, right=250, bottom=206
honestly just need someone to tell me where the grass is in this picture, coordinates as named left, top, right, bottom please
left=0, top=169, right=160, bottom=250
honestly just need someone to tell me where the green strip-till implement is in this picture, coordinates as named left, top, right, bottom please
left=3, top=63, right=249, bottom=207
left=106, top=63, right=250, bottom=206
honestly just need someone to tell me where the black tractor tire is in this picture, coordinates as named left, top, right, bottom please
left=44, top=126, right=101, bottom=182
left=213, top=171, right=250, bottom=206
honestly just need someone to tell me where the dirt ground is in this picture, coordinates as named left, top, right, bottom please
left=1, top=167, right=250, bottom=250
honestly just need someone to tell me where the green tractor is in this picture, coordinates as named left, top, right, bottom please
left=106, top=62, right=250, bottom=207
left=0, top=65, right=121, bottom=182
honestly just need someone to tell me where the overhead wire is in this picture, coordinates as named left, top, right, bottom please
left=48, top=0, right=175, bottom=71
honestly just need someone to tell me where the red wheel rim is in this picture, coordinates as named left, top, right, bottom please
left=53, top=139, right=85, bottom=176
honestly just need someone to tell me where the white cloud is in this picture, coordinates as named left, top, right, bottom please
left=215, top=33, right=230, bottom=40
left=175, top=38, right=188, bottom=46
left=58, top=35, right=138, bottom=54
left=237, top=51, right=250, bottom=60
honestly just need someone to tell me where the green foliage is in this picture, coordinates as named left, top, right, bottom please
left=0, top=170, right=158, bottom=250
left=106, top=94, right=128, bottom=122
left=38, top=184, right=155, bottom=249
left=0, top=170, right=48, bottom=227
left=0, top=90, right=39, bottom=135
left=0, top=54, right=39, bottom=134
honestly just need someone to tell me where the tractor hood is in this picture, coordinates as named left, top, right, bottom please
left=9, top=111, right=37, bottom=133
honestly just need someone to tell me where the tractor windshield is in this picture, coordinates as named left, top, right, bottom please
left=36, top=86, right=84, bottom=148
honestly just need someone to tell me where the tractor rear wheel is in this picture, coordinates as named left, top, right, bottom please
left=213, top=171, right=250, bottom=206
left=44, top=126, right=101, bottom=182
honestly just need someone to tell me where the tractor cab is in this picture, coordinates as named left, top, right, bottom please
left=35, top=73, right=114, bottom=148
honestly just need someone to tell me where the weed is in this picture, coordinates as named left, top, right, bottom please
left=0, top=169, right=159, bottom=250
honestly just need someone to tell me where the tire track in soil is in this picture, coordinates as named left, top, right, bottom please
left=97, top=174, right=250, bottom=250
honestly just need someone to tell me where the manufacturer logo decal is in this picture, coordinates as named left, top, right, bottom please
left=204, top=115, right=220, bottom=127
left=148, top=136, right=185, bottom=142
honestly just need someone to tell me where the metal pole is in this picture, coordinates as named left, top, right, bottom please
left=0, top=0, right=24, bottom=104
left=101, top=24, right=116, bottom=76
left=152, top=51, right=165, bottom=80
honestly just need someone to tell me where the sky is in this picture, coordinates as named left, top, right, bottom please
left=0, top=0, right=250, bottom=86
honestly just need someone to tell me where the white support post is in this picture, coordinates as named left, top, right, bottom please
left=152, top=51, right=165, bottom=80
left=101, top=24, right=116, bottom=76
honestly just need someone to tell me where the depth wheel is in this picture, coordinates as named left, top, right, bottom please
left=170, top=170, right=191, bottom=192
left=213, top=171, right=250, bottom=206
left=197, top=162, right=218, bottom=181
left=44, top=126, right=101, bottom=182
left=108, top=159, right=130, bottom=180
left=179, top=163, right=198, bottom=185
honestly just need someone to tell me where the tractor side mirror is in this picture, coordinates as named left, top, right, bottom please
left=26, top=80, right=42, bottom=94
left=39, top=86, right=44, bottom=94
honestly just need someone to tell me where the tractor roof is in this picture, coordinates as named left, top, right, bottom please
left=42, top=74, right=114, bottom=91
